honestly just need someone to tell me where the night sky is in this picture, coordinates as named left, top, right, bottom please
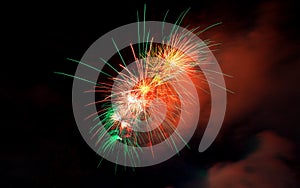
left=2, top=0, right=300, bottom=187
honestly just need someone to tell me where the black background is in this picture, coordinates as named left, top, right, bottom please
left=2, top=0, right=300, bottom=187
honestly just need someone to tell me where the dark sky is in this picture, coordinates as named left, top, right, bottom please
left=2, top=0, right=300, bottom=187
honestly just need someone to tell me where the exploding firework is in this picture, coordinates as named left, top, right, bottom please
left=55, top=5, right=231, bottom=170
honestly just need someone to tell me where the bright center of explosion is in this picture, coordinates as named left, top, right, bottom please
left=111, top=78, right=159, bottom=132
left=139, top=84, right=150, bottom=95
left=127, top=78, right=157, bottom=117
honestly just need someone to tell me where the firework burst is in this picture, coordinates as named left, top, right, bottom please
left=55, top=5, right=231, bottom=170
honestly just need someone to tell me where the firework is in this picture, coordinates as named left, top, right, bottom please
left=55, top=5, right=230, bottom=169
